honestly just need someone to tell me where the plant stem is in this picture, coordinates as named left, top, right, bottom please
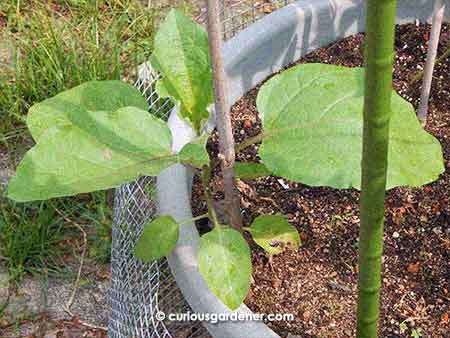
left=206, top=0, right=242, bottom=229
left=357, top=0, right=397, bottom=337
left=436, top=44, right=450, bottom=65
left=417, top=0, right=446, bottom=124
left=210, top=132, right=265, bottom=171
left=235, top=133, right=265, bottom=153
left=201, top=166, right=220, bottom=228
left=410, top=45, right=450, bottom=84
left=179, top=212, right=210, bottom=225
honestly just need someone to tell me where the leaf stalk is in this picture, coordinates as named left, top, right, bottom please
left=201, top=165, right=220, bottom=228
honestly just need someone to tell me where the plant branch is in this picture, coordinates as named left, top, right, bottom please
left=235, top=133, right=265, bottom=153
left=52, top=208, right=106, bottom=331
left=210, top=132, right=265, bottom=171
left=201, top=166, right=220, bottom=227
left=410, top=44, right=450, bottom=84
left=53, top=208, right=87, bottom=312
left=179, top=212, right=210, bottom=225
left=206, top=0, right=242, bottom=229
left=214, top=115, right=374, bottom=171
left=433, top=43, right=450, bottom=67
left=233, top=113, right=360, bottom=159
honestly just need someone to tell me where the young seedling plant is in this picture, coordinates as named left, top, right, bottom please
left=7, top=6, right=444, bottom=336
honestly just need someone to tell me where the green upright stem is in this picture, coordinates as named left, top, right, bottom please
left=357, top=1, right=397, bottom=337
left=201, top=166, right=220, bottom=228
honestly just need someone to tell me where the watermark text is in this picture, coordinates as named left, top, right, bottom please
left=155, top=311, right=294, bottom=324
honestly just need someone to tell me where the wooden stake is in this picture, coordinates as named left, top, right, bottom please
left=417, top=0, right=446, bottom=124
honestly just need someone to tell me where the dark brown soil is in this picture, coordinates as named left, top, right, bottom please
left=192, top=23, right=450, bottom=338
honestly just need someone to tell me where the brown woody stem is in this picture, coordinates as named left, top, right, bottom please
left=206, top=0, right=242, bottom=229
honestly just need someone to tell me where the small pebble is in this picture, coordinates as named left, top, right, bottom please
left=393, top=231, right=400, bottom=239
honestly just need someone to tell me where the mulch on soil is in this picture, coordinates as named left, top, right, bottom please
left=192, top=23, right=450, bottom=338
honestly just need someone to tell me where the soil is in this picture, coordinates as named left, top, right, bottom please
left=191, top=23, right=450, bottom=338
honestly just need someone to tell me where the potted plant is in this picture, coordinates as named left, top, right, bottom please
left=7, top=0, right=446, bottom=337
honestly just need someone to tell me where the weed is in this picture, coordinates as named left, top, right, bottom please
left=0, top=188, right=113, bottom=282
left=79, top=191, right=113, bottom=262
left=0, top=197, right=65, bottom=282
left=0, top=0, right=192, bottom=283
left=0, top=0, right=158, bottom=146
left=0, top=0, right=156, bottom=277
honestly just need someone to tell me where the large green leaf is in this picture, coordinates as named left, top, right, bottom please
left=151, top=9, right=213, bottom=133
left=198, top=227, right=252, bottom=310
left=134, top=216, right=180, bottom=262
left=27, top=80, right=149, bottom=140
left=248, top=215, right=300, bottom=255
left=257, top=64, right=444, bottom=189
left=8, top=82, right=177, bottom=202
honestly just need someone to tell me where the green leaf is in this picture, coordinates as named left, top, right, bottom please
left=248, top=215, right=300, bottom=255
left=27, top=80, right=149, bottom=140
left=178, top=133, right=210, bottom=168
left=198, top=227, right=252, bottom=310
left=151, top=9, right=213, bottom=133
left=411, top=328, right=423, bottom=338
left=235, top=162, right=272, bottom=179
left=399, top=322, right=408, bottom=334
left=8, top=82, right=176, bottom=202
left=134, top=216, right=180, bottom=262
left=257, top=64, right=444, bottom=190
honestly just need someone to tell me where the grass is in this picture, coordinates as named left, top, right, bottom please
left=0, top=189, right=113, bottom=283
left=0, top=0, right=158, bottom=147
left=78, top=191, right=113, bottom=263
left=0, top=0, right=157, bottom=283
left=0, top=0, right=197, bottom=285
left=0, top=197, right=66, bottom=282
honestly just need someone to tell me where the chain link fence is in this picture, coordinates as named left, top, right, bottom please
left=108, top=2, right=295, bottom=337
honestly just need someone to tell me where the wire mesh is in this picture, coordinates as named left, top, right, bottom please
left=108, top=66, right=210, bottom=338
left=109, top=1, right=293, bottom=337
left=196, top=0, right=296, bottom=40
